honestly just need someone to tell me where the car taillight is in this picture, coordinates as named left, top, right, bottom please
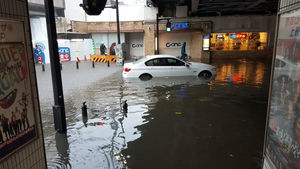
left=124, top=68, right=131, bottom=72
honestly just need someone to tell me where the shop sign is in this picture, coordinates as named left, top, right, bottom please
left=131, top=44, right=143, bottom=48
left=203, top=35, right=210, bottom=51
left=0, top=20, right=36, bottom=160
left=231, top=33, right=247, bottom=39
left=170, top=22, right=189, bottom=31
left=216, top=34, right=224, bottom=39
left=166, top=42, right=182, bottom=48
left=58, top=47, right=71, bottom=62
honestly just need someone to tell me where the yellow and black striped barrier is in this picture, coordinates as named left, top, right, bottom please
left=90, top=55, right=117, bottom=63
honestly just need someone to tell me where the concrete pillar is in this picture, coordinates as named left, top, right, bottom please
left=144, top=24, right=156, bottom=56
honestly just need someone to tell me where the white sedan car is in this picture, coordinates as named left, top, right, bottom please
left=123, top=55, right=216, bottom=80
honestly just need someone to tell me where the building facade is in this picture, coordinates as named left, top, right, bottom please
left=72, top=14, right=276, bottom=63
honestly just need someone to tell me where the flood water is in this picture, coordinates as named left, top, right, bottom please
left=42, top=59, right=271, bottom=169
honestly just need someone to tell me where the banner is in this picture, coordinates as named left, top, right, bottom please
left=0, top=21, right=36, bottom=160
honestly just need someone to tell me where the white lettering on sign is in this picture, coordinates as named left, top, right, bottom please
left=59, top=48, right=70, bottom=53
left=166, top=42, right=182, bottom=48
left=131, top=44, right=143, bottom=48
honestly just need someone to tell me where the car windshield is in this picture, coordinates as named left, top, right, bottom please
left=133, top=57, right=147, bottom=64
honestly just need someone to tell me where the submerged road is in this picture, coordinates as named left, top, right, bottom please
left=36, top=59, right=271, bottom=169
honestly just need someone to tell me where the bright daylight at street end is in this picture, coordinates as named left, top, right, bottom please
left=0, top=0, right=299, bottom=169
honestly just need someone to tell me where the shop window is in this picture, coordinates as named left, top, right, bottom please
left=146, top=59, right=166, bottom=66
left=166, top=58, right=185, bottom=66
left=210, top=32, right=268, bottom=51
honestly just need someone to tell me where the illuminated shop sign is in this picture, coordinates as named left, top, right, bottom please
left=216, top=34, right=224, bottom=39
left=170, top=22, right=189, bottom=31
left=203, top=35, right=210, bottom=51
left=231, top=33, right=247, bottom=39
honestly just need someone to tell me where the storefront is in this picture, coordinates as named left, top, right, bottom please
left=159, top=32, right=191, bottom=57
left=263, top=1, right=300, bottom=169
left=210, top=32, right=268, bottom=51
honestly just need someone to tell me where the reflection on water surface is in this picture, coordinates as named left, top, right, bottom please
left=43, top=59, right=270, bottom=169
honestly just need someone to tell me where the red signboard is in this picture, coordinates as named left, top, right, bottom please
left=235, top=33, right=247, bottom=39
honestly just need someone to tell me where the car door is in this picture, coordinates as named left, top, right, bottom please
left=166, top=58, right=194, bottom=76
left=145, top=58, right=173, bottom=77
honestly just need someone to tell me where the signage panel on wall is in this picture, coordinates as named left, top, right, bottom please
left=0, top=20, right=37, bottom=160
left=203, top=35, right=210, bottom=51
left=58, top=47, right=71, bottom=62
left=170, top=22, right=189, bottom=31
left=230, top=33, right=247, bottom=39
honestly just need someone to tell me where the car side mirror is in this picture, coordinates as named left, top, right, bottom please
left=185, top=64, right=190, bottom=68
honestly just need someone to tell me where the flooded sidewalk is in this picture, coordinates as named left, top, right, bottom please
left=38, top=59, right=271, bottom=169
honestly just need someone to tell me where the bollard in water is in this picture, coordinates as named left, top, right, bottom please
left=122, top=100, right=128, bottom=118
left=107, top=60, right=110, bottom=67
left=82, top=102, right=88, bottom=127
left=92, top=61, right=95, bottom=68
left=42, top=64, right=45, bottom=72
left=82, top=102, right=87, bottom=117
left=76, top=61, right=79, bottom=69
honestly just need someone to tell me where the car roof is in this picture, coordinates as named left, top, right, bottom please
left=146, top=55, right=178, bottom=59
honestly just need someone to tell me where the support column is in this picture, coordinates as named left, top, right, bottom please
left=44, top=0, right=66, bottom=132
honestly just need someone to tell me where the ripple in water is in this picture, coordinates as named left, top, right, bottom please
left=47, top=159, right=71, bottom=169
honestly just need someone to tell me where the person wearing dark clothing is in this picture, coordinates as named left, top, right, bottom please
left=110, top=43, right=116, bottom=55
left=15, top=107, right=22, bottom=132
left=0, top=129, right=3, bottom=143
left=1, top=114, right=10, bottom=140
left=21, top=108, right=29, bottom=129
left=100, top=42, right=107, bottom=55
left=181, top=42, right=186, bottom=61
left=11, top=112, right=18, bottom=135
left=1, top=114, right=10, bottom=141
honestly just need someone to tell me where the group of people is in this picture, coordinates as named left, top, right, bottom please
left=100, top=42, right=116, bottom=55
left=0, top=93, right=30, bottom=143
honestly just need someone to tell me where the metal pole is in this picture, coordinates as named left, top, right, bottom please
left=156, top=13, right=159, bottom=54
left=116, top=0, right=121, bottom=44
left=44, top=0, right=66, bottom=132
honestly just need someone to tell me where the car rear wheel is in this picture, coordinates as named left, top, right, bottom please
left=198, top=71, right=212, bottom=79
left=139, top=74, right=152, bottom=81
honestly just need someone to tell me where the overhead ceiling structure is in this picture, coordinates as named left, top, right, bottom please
left=151, top=0, right=279, bottom=16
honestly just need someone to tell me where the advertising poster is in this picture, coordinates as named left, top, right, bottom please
left=0, top=20, right=36, bottom=160
left=265, top=9, right=300, bottom=169
left=58, top=47, right=71, bottom=62
left=33, top=42, right=46, bottom=64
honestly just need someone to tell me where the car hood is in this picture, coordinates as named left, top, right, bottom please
left=189, top=62, right=214, bottom=69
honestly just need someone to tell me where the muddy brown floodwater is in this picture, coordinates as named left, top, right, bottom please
left=41, top=59, right=271, bottom=169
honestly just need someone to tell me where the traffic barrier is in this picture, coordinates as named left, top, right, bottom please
left=90, top=55, right=116, bottom=63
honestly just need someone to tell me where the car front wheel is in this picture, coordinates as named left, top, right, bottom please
left=198, top=71, right=212, bottom=79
